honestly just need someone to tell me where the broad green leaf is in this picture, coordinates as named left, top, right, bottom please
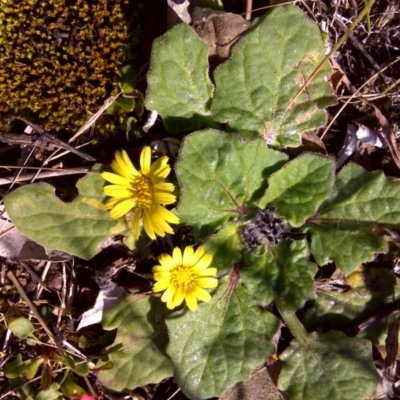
left=304, top=267, right=397, bottom=344
left=146, top=24, right=216, bottom=133
left=306, top=222, right=388, bottom=272
left=8, top=317, right=34, bottom=339
left=98, top=295, right=173, bottom=391
left=307, top=163, right=400, bottom=270
left=176, top=130, right=288, bottom=239
left=261, top=154, right=334, bottom=227
left=167, top=274, right=280, bottom=399
left=4, top=166, right=129, bottom=260
left=4, top=354, right=25, bottom=379
left=210, top=5, right=334, bottom=147
left=315, top=163, right=400, bottom=224
left=242, top=239, right=316, bottom=310
left=35, top=382, right=63, bottom=400
left=203, top=221, right=244, bottom=273
left=279, top=330, right=379, bottom=400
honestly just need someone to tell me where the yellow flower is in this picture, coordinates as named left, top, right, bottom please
left=101, top=147, right=180, bottom=240
left=152, top=246, right=218, bottom=311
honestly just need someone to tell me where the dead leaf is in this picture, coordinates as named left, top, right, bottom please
left=194, top=12, right=250, bottom=70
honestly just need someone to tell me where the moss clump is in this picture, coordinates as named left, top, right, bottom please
left=0, top=0, right=134, bottom=133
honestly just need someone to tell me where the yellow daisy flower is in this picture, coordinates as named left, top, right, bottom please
left=101, top=147, right=180, bottom=240
left=152, top=246, right=218, bottom=311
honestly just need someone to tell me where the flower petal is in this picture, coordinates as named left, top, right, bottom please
left=154, top=191, right=176, bottom=205
left=147, top=207, right=175, bottom=236
left=120, top=149, right=138, bottom=175
left=192, top=267, right=218, bottom=277
left=150, top=156, right=171, bottom=179
left=193, top=246, right=206, bottom=264
left=154, top=182, right=175, bottom=193
left=196, top=253, right=213, bottom=270
left=153, top=280, right=170, bottom=292
left=142, top=209, right=157, bottom=239
left=172, top=247, right=183, bottom=266
left=105, top=197, right=121, bottom=210
left=109, top=199, right=135, bottom=218
left=153, top=204, right=180, bottom=224
left=140, top=146, right=151, bottom=176
left=161, top=285, right=176, bottom=303
left=171, top=286, right=185, bottom=309
left=111, top=150, right=136, bottom=179
left=131, top=209, right=142, bottom=240
left=183, top=246, right=195, bottom=266
left=101, top=171, right=130, bottom=186
left=185, top=292, right=198, bottom=311
left=157, top=253, right=175, bottom=269
left=103, top=185, right=132, bottom=198
left=193, top=287, right=212, bottom=302
left=153, top=271, right=171, bottom=281
left=195, top=277, right=218, bottom=288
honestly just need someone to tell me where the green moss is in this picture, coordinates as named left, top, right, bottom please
left=0, top=0, right=136, bottom=133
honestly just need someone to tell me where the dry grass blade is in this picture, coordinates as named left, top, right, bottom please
left=320, top=56, right=400, bottom=140
left=68, top=95, right=117, bottom=143
left=0, top=166, right=90, bottom=186
left=6, top=270, right=55, bottom=341
left=285, top=0, right=377, bottom=112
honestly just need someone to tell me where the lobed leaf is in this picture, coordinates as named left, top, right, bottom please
left=166, top=274, right=280, bottom=399
left=3, top=166, right=129, bottom=260
left=303, top=266, right=397, bottom=343
left=145, top=23, right=216, bottom=133
left=306, top=222, right=388, bottom=273
left=279, top=330, right=379, bottom=400
left=210, top=5, right=335, bottom=147
left=242, top=239, right=317, bottom=310
left=315, top=163, right=400, bottom=224
left=203, top=221, right=244, bottom=273
left=261, top=154, right=334, bottom=227
left=308, top=163, right=400, bottom=270
left=98, top=295, right=173, bottom=391
left=176, top=130, right=288, bottom=239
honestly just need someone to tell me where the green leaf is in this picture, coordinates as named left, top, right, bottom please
left=203, top=221, right=244, bottom=273
left=279, top=330, right=379, bottom=400
left=306, top=222, right=388, bottom=273
left=4, top=354, right=25, bottom=379
left=98, top=295, right=173, bottom=391
left=8, top=317, right=34, bottom=339
left=35, top=382, right=63, bottom=400
left=210, top=5, right=334, bottom=147
left=146, top=24, right=216, bottom=133
left=8, top=376, right=36, bottom=399
left=261, top=154, right=334, bottom=227
left=303, top=267, right=397, bottom=343
left=4, top=166, right=129, bottom=260
left=60, top=371, right=85, bottom=398
left=242, top=239, right=316, bottom=310
left=307, top=163, right=400, bottom=271
left=119, top=64, right=138, bottom=94
left=166, top=274, right=280, bottom=399
left=176, top=130, right=288, bottom=239
left=115, top=96, right=135, bottom=112
left=24, top=357, right=44, bottom=380
left=315, top=163, right=400, bottom=224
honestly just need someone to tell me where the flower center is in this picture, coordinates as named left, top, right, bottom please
left=171, top=265, right=196, bottom=288
left=131, top=175, right=154, bottom=209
